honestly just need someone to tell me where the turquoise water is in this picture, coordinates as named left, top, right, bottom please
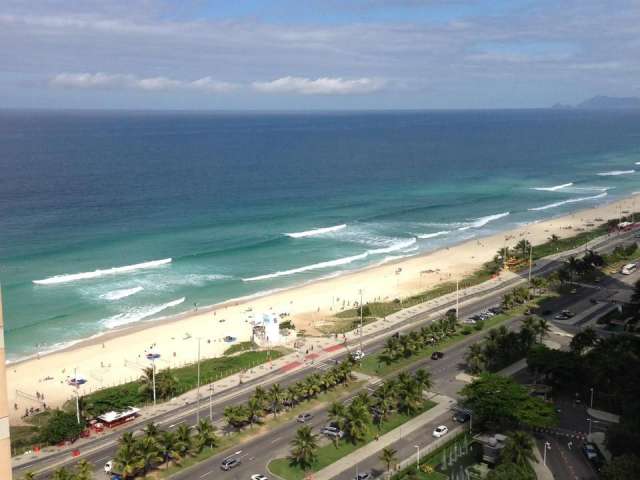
left=1, top=109, right=639, bottom=360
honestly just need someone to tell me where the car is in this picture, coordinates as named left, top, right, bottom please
left=104, top=461, right=113, bottom=473
left=220, top=457, right=241, bottom=471
left=453, top=412, right=470, bottom=423
left=561, top=310, right=575, bottom=318
left=321, top=426, right=344, bottom=438
left=351, top=350, right=365, bottom=361
left=431, top=351, right=444, bottom=360
left=223, top=335, right=237, bottom=342
left=488, top=306, right=503, bottom=315
left=297, top=412, right=313, bottom=423
left=354, top=473, right=372, bottom=480
left=251, top=475, right=269, bottom=480
left=582, top=443, right=598, bottom=461
left=554, top=313, right=569, bottom=320
left=432, top=425, right=449, bottom=437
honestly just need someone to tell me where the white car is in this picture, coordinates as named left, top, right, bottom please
left=104, top=460, right=113, bottom=473
left=432, top=425, right=449, bottom=438
left=251, top=475, right=268, bottom=480
left=351, top=350, right=365, bottom=361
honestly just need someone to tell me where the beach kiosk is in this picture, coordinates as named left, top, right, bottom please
left=97, top=407, right=140, bottom=428
left=252, top=313, right=281, bottom=345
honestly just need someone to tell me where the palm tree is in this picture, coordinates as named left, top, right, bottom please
left=397, top=379, right=423, bottom=415
left=143, top=421, right=160, bottom=440
left=52, top=467, right=74, bottom=480
left=21, top=473, right=36, bottom=480
left=535, top=318, right=551, bottom=343
left=502, top=431, right=537, bottom=468
left=268, top=383, right=284, bottom=417
left=344, top=397, right=372, bottom=443
left=157, top=430, right=181, bottom=467
left=137, top=435, right=163, bottom=475
left=75, top=459, right=93, bottom=480
left=289, top=425, right=319, bottom=471
left=516, top=239, right=531, bottom=259
left=113, top=442, right=141, bottom=479
left=328, top=401, right=347, bottom=446
left=380, top=447, right=398, bottom=479
left=194, top=417, right=218, bottom=451
left=413, top=369, right=432, bottom=391
left=253, top=386, right=268, bottom=410
left=373, top=381, right=397, bottom=424
left=175, top=424, right=193, bottom=458
left=119, top=431, right=136, bottom=450
left=247, top=396, right=263, bottom=426
left=157, top=369, right=179, bottom=399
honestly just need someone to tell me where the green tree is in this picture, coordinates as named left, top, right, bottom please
left=143, top=421, right=160, bottom=440
left=21, top=473, right=36, bottom=480
left=194, top=418, right=218, bottom=451
left=38, top=409, right=85, bottom=445
left=502, top=431, right=537, bottom=468
left=113, top=442, right=141, bottom=479
left=175, top=424, right=193, bottom=458
left=460, top=373, right=557, bottom=431
left=465, top=343, right=486, bottom=374
left=51, top=467, right=74, bottom=480
left=486, top=462, right=535, bottom=480
left=268, top=383, right=284, bottom=417
left=380, top=446, right=398, bottom=478
left=157, top=430, right=181, bottom=467
left=570, top=327, right=599, bottom=355
left=137, top=435, right=162, bottom=475
left=600, top=454, right=640, bottom=480
left=516, top=239, right=531, bottom=259
left=344, top=397, right=372, bottom=443
left=75, top=459, right=93, bottom=480
left=289, top=425, right=318, bottom=471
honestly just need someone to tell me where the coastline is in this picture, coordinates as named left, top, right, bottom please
left=6, top=193, right=640, bottom=423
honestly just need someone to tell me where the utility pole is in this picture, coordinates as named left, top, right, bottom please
left=209, top=384, right=214, bottom=420
left=590, top=387, right=594, bottom=409
left=528, top=243, right=533, bottom=301
left=455, top=280, right=459, bottom=319
left=0, top=287, right=13, bottom=479
left=196, top=337, right=201, bottom=423
left=74, top=367, right=80, bottom=424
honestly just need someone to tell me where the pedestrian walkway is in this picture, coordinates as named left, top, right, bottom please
left=313, top=394, right=456, bottom=480
left=532, top=443, right=554, bottom=480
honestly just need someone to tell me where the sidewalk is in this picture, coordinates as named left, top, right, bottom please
left=313, top=394, right=456, bottom=480
left=532, top=443, right=554, bottom=480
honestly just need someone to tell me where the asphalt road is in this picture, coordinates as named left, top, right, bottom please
left=17, top=229, right=637, bottom=479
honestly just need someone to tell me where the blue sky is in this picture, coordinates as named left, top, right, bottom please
left=1, top=0, right=638, bottom=109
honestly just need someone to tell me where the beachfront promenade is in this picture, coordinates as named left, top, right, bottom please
left=12, top=225, right=635, bottom=478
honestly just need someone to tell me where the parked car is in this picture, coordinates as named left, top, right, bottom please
left=432, top=425, right=449, bottom=438
left=251, top=475, right=268, bottom=480
left=582, top=442, right=604, bottom=471
left=561, top=310, right=575, bottom=318
left=488, top=306, right=503, bottom=315
left=297, top=413, right=313, bottom=423
left=321, top=426, right=344, bottom=439
left=431, top=351, right=444, bottom=360
left=220, top=457, right=241, bottom=471
left=453, top=412, right=470, bottom=423
left=104, top=461, right=113, bottom=474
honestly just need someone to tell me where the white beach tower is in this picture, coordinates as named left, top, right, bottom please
left=252, top=312, right=281, bottom=346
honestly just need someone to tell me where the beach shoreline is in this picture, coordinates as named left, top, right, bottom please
left=6, top=193, right=640, bottom=423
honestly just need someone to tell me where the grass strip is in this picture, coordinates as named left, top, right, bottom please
left=268, top=400, right=437, bottom=480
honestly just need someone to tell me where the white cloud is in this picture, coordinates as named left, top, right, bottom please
left=49, top=73, right=238, bottom=93
left=252, top=76, right=386, bottom=95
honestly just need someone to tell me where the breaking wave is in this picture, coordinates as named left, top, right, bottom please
left=531, top=182, right=574, bottom=191
left=597, top=170, right=635, bottom=176
left=103, top=297, right=186, bottom=329
left=285, top=224, right=347, bottom=238
left=243, top=237, right=417, bottom=281
left=100, top=286, right=144, bottom=301
left=458, top=212, right=510, bottom=231
left=33, top=258, right=172, bottom=285
left=417, top=230, right=450, bottom=239
left=528, top=192, right=607, bottom=211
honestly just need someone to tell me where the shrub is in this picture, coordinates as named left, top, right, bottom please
left=462, top=326, right=473, bottom=335
left=38, top=410, right=85, bottom=445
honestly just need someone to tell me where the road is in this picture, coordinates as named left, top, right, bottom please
left=16, top=228, right=636, bottom=479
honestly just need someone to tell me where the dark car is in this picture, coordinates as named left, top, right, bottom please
left=221, top=457, right=241, bottom=471
left=431, top=351, right=444, bottom=360
left=488, top=306, right=503, bottom=315
left=582, top=442, right=604, bottom=471
left=453, top=412, right=470, bottom=423
left=297, top=413, right=313, bottom=423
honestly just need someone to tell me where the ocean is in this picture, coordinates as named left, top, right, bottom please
left=1, top=109, right=639, bottom=360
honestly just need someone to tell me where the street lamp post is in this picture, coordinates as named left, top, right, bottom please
left=590, top=387, right=594, bottom=409
left=359, top=289, right=364, bottom=352
left=146, top=351, right=161, bottom=406
left=208, top=384, right=214, bottom=420
left=196, top=337, right=201, bottom=423
left=414, top=445, right=421, bottom=470
left=74, top=367, right=80, bottom=424
left=543, top=441, right=551, bottom=465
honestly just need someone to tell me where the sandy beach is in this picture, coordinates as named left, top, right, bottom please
left=6, top=194, right=639, bottom=424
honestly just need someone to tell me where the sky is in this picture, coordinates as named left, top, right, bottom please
left=1, top=0, right=639, bottom=110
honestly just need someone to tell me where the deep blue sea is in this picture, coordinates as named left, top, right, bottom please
left=1, top=109, right=639, bottom=360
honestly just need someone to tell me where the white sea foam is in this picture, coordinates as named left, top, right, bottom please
left=597, top=170, right=635, bottom=176
left=33, top=258, right=172, bottom=285
left=635, top=162, right=640, bottom=165
left=417, top=230, right=450, bottom=239
left=100, top=286, right=144, bottom=301
left=103, top=297, right=186, bottom=329
left=532, top=182, right=574, bottom=191
left=528, top=192, right=607, bottom=211
left=285, top=224, right=347, bottom=238
left=457, top=212, right=510, bottom=231
left=243, top=237, right=417, bottom=281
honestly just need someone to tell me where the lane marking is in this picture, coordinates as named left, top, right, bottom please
left=168, top=420, right=185, bottom=428
left=200, top=470, right=213, bottom=478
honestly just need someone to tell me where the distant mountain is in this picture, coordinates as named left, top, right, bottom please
left=575, top=95, right=640, bottom=109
